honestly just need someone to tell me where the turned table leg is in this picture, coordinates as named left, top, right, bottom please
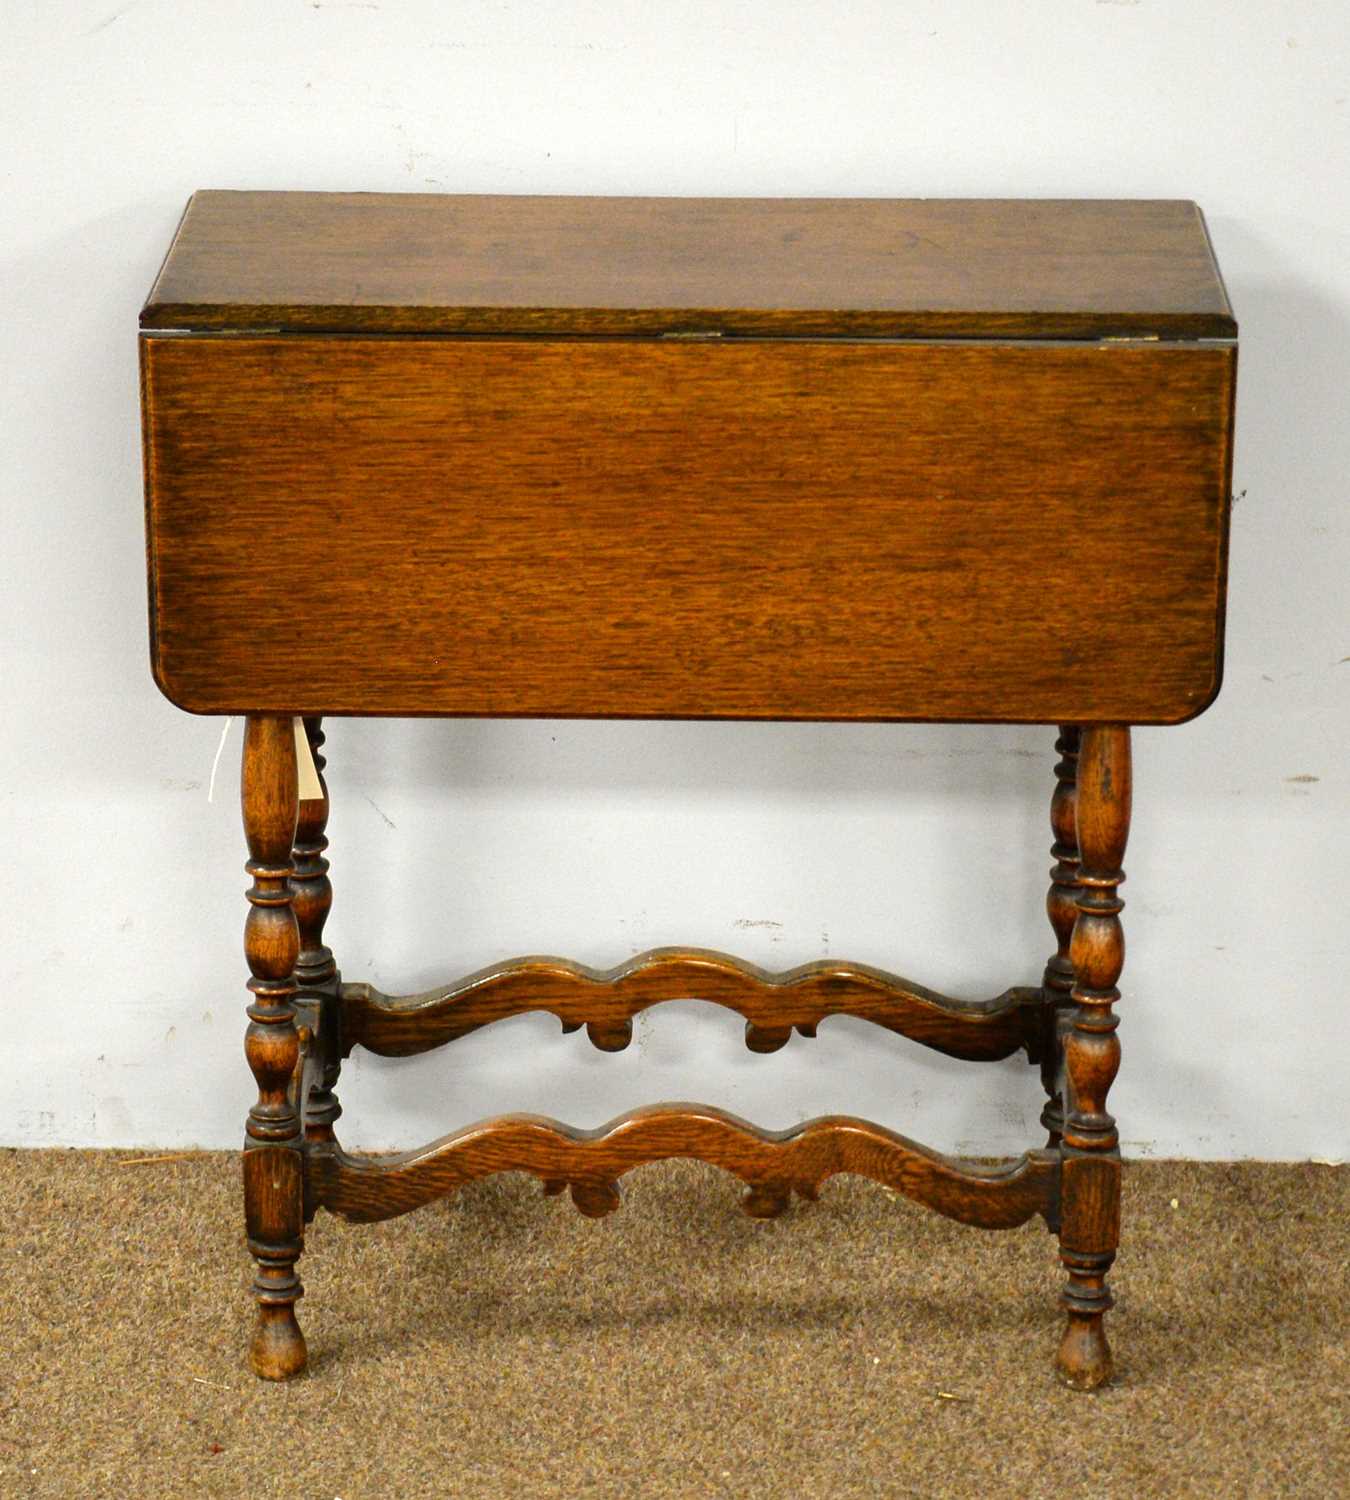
left=1039, top=726, right=1081, bottom=1148
left=1056, top=724, right=1130, bottom=1390
left=241, top=714, right=308, bottom=1380
left=291, top=717, right=341, bottom=1145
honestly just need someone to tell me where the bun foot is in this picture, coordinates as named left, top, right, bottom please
left=249, top=1305, right=308, bottom=1381
left=1055, top=1312, right=1113, bottom=1391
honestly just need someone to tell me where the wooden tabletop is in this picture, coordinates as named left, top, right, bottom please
left=142, top=191, right=1235, bottom=340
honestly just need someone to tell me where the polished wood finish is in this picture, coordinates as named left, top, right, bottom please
left=138, top=196, right=1236, bottom=1390
left=342, top=948, right=1040, bottom=1063
left=141, top=335, right=1234, bottom=723
left=291, top=718, right=341, bottom=1146
left=143, top=192, right=1234, bottom=340
left=241, top=715, right=307, bottom=1381
left=309, top=1104, right=1059, bottom=1230
left=1038, top=727, right=1082, bottom=1147
left=1057, top=726, right=1131, bottom=1390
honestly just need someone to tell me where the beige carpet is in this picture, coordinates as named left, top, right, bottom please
left=2, top=1149, right=1346, bottom=1498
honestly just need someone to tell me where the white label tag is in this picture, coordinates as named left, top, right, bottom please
left=293, top=717, right=324, bottom=801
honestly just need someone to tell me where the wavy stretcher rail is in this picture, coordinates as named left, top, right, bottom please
left=307, top=1103, right=1059, bottom=1229
left=341, top=947, right=1040, bottom=1060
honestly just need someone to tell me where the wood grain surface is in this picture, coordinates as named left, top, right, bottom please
left=308, top=1104, right=1060, bottom=1228
left=141, top=192, right=1235, bottom=339
left=141, top=334, right=1235, bottom=722
left=240, top=715, right=308, bottom=1380
left=1057, top=725, right=1131, bottom=1390
left=340, top=947, right=1038, bottom=1061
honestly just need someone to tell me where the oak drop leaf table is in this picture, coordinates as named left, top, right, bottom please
left=139, top=191, right=1237, bottom=1387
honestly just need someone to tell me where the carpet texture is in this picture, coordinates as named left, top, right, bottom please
left=1, top=1150, right=1345, bottom=1498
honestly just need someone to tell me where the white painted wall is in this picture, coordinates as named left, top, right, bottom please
left=2, top=2, right=1346, bottom=1158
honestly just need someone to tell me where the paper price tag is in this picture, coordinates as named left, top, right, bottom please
left=293, top=718, right=324, bottom=801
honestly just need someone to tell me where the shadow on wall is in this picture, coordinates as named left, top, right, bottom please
left=338, top=715, right=1055, bottom=803
left=1207, top=212, right=1350, bottom=654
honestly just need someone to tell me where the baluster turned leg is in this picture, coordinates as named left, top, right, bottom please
left=1056, top=724, right=1130, bottom=1390
left=1039, top=727, right=1081, bottom=1148
left=291, top=717, right=341, bottom=1144
left=242, top=715, right=308, bottom=1380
